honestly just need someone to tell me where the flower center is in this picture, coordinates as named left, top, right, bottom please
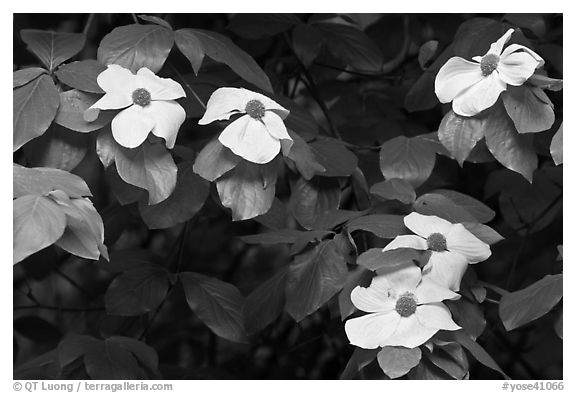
left=480, top=54, right=500, bottom=76
left=395, top=292, right=418, bottom=317
left=245, top=99, right=266, bottom=119
left=427, top=232, right=447, bottom=252
left=132, top=88, right=152, bottom=107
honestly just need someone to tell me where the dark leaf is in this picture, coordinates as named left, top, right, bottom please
left=13, top=164, right=92, bottom=199
left=447, top=297, right=486, bottom=339
left=243, top=269, right=288, bottom=334
left=528, top=73, right=563, bottom=91
left=138, top=14, right=173, bottom=30
left=14, top=316, right=61, bottom=344
left=550, top=124, right=563, bottom=165
left=193, top=138, right=241, bottom=182
left=438, top=110, right=485, bottom=166
left=290, top=177, right=341, bottom=229
left=285, top=130, right=326, bottom=180
left=292, top=24, right=324, bottom=67
left=370, top=178, right=416, bottom=204
left=240, top=229, right=331, bottom=245
left=340, top=348, right=378, bottom=379
left=452, top=18, right=502, bottom=60
left=377, top=346, right=421, bottom=379
left=418, top=40, right=439, bottom=69
left=379, top=135, right=437, bottom=187
left=13, top=67, right=47, bottom=88
left=54, top=60, right=106, bottom=93
left=502, top=86, right=555, bottom=134
left=228, top=14, right=301, bottom=39
left=308, top=137, right=358, bottom=177
left=338, top=267, right=372, bottom=320
left=180, top=272, right=248, bottom=343
left=358, top=248, right=422, bottom=273
left=21, top=29, right=85, bottom=71
left=346, top=214, right=408, bottom=238
left=426, top=342, right=469, bottom=380
left=54, top=89, right=115, bottom=133
left=461, top=222, right=504, bottom=245
left=503, top=14, right=546, bottom=38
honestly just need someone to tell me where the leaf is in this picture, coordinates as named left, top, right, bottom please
left=338, top=267, right=373, bottom=320
left=503, top=14, right=546, bottom=38
left=228, top=14, right=301, bottom=39
left=358, top=248, right=422, bottom=273
left=379, top=135, right=437, bottom=187
left=105, top=265, right=171, bottom=316
left=13, top=195, right=66, bottom=264
left=240, top=229, right=331, bottom=245
left=180, top=272, right=247, bottom=343
left=484, top=105, right=538, bottom=182
left=377, top=346, right=422, bottom=379
left=139, top=162, right=209, bottom=229
left=550, top=125, right=563, bottom=165
left=20, top=29, right=86, bottom=71
left=414, top=193, right=477, bottom=223
left=346, top=214, right=408, bottom=238
left=13, top=164, right=91, bottom=199
left=13, top=67, right=47, bottom=88
left=193, top=138, right=241, bottom=182
left=54, top=89, right=114, bottom=132
left=96, top=130, right=120, bottom=168
left=14, top=316, right=62, bottom=344
left=447, top=297, right=486, bottom=339
left=340, top=348, right=379, bottom=379
left=438, top=110, right=485, bottom=166
left=175, top=28, right=272, bottom=92
left=54, top=60, right=106, bottom=93
left=243, top=269, right=288, bottom=335
left=55, top=198, right=108, bottom=261
left=97, top=24, right=174, bottom=73
left=499, top=274, right=563, bottom=331
left=23, top=124, right=88, bottom=172
left=13, top=74, right=60, bottom=151
left=285, top=130, right=326, bottom=180
left=424, top=189, right=495, bottom=223
left=314, top=22, right=383, bottom=72
left=308, top=137, right=358, bottom=177
left=138, top=14, right=173, bottom=30
left=426, top=342, right=469, bottom=380
left=216, top=160, right=277, bottom=221
left=311, top=209, right=365, bottom=231
left=292, top=24, right=324, bottom=67
left=370, top=178, right=416, bottom=204
left=418, top=40, right=439, bottom=69
left=290, top=177, right=341, bottom=229
left=502, top=85, right=555, bottom=134
left=528, top=73, right=563, bottom=91
left=285, top=238, right=349, bottom=322
left=452, top=18, right=502, bottom=60
left=461, top=222, right=504, bottom=245
left=114, top=141, right=177, bottom=205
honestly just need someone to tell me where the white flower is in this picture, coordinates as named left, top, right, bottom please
left=435, top=28, right=544, bottom=117
left=198, top=87, right=293, bottom=164
left=86, top=64, right=186, bottom=149
left=383, top=212, right=491, bottom=291
left=345, top=262, right=460, bottom=349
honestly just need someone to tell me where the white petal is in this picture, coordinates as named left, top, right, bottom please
left=486, top=28, right=514, bottom=56
left=218, top=115, right=281, bottom=164
left=383, top=235, right=428, bottom=252
left=111, top=105, right=154, bottom=149
left=379, top=315, right=438, bottom=349
left=497, top=52, right=542, bottom=86
left=446, top=223, right=491, bottom=263
left=423, top=251, right=469, bottom=291
left=451, top=72, right=506, bottom=117
left=501, top=44, right=545, bottom=68
left=198, top=87, right=248, bottom=125
left=404, top=212, right=453, bottom=238
left=350, top=280, right=396, bottom=313
left=345, top=312, right=400, bottom=349
left=434, top=57, right=483, bottom=103
left=142, top=101, right=186, bottom=149
left=136, top=67, right=186, bottom=101
left=97, top=64, right=137, bottom=94
left=89, top=92, right=132, bottom=111
left=244, top=90, right=290, bottom=120
left=415, top=276, right=460, bottom=304
left=415, top=303, right=461, bottom=331
left=376, top=263, right=422, bottom=294
left=262, top=111, right=292, bottom=143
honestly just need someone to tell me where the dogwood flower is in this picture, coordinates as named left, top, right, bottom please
left=345, top=262, right=460, bottom=349
left=383, top=212, right=491, bottom=291
left=198, top=87, right=293, bottom=164
left=435, top=28, right=544, bottom=117
left=86, top=64, right=186, bottom=149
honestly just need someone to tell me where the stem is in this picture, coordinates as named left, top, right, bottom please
left=138, top=285, right=175, bottom=340
left=83, top=14, right=95, bottom=35
left=168, top=63, right=207, bottom=110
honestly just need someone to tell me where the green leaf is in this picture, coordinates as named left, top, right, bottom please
left=357, top=248, right=422, bottom=273
left=528, top=73, right=563, bottom=91
left=452, top=18, right=502, bottom=60
left=426, top=342, right=469, bottom=380
left=447, top=297, right=486, bottom=339
left=484, top=105, right=537, bottom=182
left=98, top=24, right=174, bottom=73
left=377, top=346, right=422, bottom=379
left=346, top=214, right=408, bottom=238
left=502, top=86, right=555, bottom=134
left=13, top=195, right=66, bottom=264
left=193, top=138, right=241, bottom=182
left=550, top=124, right=563, bottom=165
left=461, top=222, right=504, bottom=245
left=499, top=274, right=563, bottom=331
left=338, top=267, right=373, bottom=320
left=114, top=141, right=177, bottom=205
left=379, top=135, right=437, bottom=187
left=55, top=197, right=108, bottom=261
left=13, top=67, right=47, bottom=88
left=13, top=74, right=60, bottom=151
left=54, top=60, right=106, bottom=93
left=503, top=14, right=546, bottom=38
left=240, top=229, right=331, bottom=246
left=139, top=162, right=209, bottom=229
left=21, top=29, right=86, bottom=71
left=105, top=265, right=171, bottom=316
left=438, top=110, right=485, bottom=166
left=292, top=24, right=324, bottom=67
left=418, top=40, right=439, bottom=69
left=340, top=348, right=378, bottom=379
left=290, top=177, right=341, bottom=229
left=13, top=164, right=92, bottom=199
left=175, top=28, right=272, bottom=92
left=311, top=209, right=365, bottom=231
left=370, top=178, right=416, bottom=204
left=285, top=238, right=349, bottom=322
left=308, top=137, right=358, bottom=177
left=180, top=272, right=248, bottom=343
left=314, top=22, right=383, bottom=72
left=243, top=269, right=288, bottom=335
left=417, top=189, right=495, bottom=224
left=54, top=89, right=114, bottom=133
left=216, top=160, right=277, bottom=221
left=138, top=14, right=173, bottom=30
left=228, top=13, right=301, bottom=39
left=23, top=124, right=88, bottom=172
left=285, top=130, right=326, bottom=180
